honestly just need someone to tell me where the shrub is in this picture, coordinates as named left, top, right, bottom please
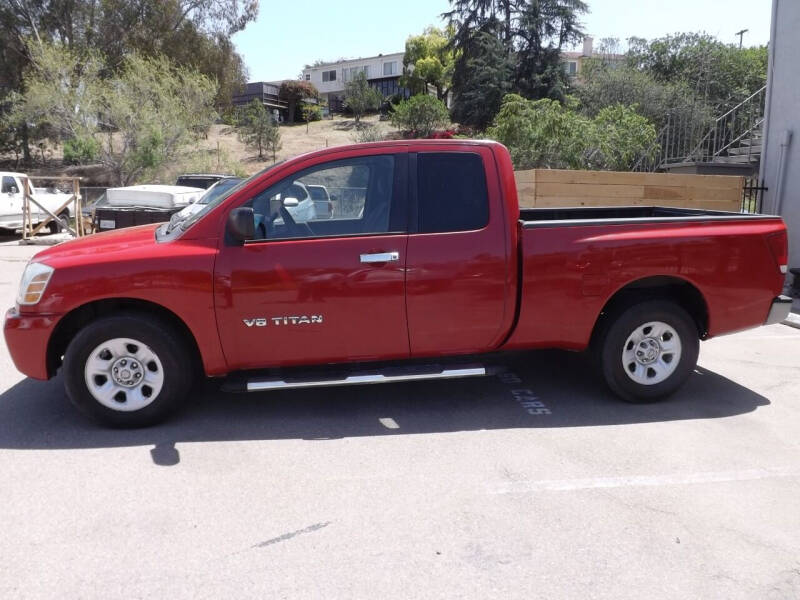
left=301, top=103, right=323, bottom=123
left=62, top=136, right=99, bottom=164
left=486, top=93, right=657, bottom=171
left=351, top=125, right=384, bottom=143
left=390, top=95, right=450, bottom=138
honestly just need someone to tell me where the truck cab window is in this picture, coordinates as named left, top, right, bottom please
left=2, top=176, right=19, bottom=194
left=417, top=153, right=489, bottom=233
left=245, top=155, right=397, bottom=241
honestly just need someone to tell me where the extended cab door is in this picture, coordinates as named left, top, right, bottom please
left=406, top=148, right=514, bottom=356
left=214, top=152, right=410, bottom=370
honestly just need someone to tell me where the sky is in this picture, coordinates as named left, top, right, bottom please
left=234, top=0, right=773, bottom=82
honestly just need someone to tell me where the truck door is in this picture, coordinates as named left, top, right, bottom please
left=214, top=152, right=410, bottom=370
left=1, top=176, right=23, bottom=223
left=406, top=149, right=512, bottom=356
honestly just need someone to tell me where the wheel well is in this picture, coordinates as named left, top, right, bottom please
left=47, top=298, right=202, bottom=377
left=591, top=277, right=709, bottom=345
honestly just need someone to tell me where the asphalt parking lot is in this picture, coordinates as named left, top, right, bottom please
left=1, top=237, right=799, bottom=599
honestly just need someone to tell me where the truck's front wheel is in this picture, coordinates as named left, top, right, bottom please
left=597, top=300, right=699, bottom=403
left=63, top=314, right=192, bottom=427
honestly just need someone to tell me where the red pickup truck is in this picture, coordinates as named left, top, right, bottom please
left=4, top=141, right=791, bottom=426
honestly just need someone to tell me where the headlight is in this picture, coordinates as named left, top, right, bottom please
left=17, top=262, right=54, bottom=306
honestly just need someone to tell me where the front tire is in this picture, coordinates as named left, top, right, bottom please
left=63, top=313, right=192, bottom=427
left=597, top=300, right=699, bottom=403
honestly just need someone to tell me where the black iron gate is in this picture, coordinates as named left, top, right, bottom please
left=742, top=177, right=767, bottom=213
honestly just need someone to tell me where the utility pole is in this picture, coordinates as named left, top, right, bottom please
left=735, top=29, right=749, bottom=48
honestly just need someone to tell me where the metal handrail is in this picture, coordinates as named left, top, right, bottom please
left=635, top=85, right=767, bottom=171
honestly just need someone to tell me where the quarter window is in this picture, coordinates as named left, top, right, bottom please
left=417, top=153, right=489, bottom=233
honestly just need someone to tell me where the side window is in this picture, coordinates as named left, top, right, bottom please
left=417, top=153, right=489, bottom=233
left=246, top=155, right=397, bottom=241
left=2, top=176, right=19, bottom=194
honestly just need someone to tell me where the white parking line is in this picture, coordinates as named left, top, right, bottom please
left=488, top=466, right=800, bottom=494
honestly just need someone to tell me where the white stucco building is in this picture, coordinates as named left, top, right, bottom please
left=760, top=0, right=800, bottom=292
left=301, top=52, right=409, bottom=112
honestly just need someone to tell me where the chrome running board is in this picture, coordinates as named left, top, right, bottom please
left=245, top=364, right=488, bottom=392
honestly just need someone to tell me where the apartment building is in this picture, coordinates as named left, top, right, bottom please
left=301, top=52, right=410, bottom=112
left=562, top=36, right=625, bottom=78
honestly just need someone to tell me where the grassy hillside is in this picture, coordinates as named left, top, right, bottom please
left=4, top=115, right=398, bottom=186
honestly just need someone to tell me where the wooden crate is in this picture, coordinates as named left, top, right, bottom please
left=514, top=169, right=744, bottom=211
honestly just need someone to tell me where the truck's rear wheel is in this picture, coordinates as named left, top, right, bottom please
left=48, top=210, right=70, bottom=234
left=597, top=300, right=699, bottom=403
left=63, top=313, right=191, bottom=427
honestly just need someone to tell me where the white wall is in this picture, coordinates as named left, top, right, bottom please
left=302, top=52, right=404, bottom=95
left=761, top=0, right=800, bottom=276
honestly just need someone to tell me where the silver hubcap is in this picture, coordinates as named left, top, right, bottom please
left=621, top=321, right=682, bottom=385
left=84, top=337, right=164, bottom=412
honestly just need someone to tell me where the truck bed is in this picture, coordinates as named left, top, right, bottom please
left=505, top=205, right=786, bottom=352
left=519, top=206, right=776, bottom=227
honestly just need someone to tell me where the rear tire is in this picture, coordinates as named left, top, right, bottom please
left=48, top=210, right=70, bottom=234
left=596, top=300, right=699, bottom=403
left=63, top=313, right=193, bottom=427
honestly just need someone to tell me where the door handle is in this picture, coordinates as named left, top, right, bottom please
left=360, top=251, right=400, bottom=263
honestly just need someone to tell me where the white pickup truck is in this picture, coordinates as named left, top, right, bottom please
left=0, top=172, right=76, bottom=234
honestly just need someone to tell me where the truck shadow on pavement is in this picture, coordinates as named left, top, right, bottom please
left=0, top=350, right=770, bottom=455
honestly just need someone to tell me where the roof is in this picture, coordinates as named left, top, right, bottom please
left=304, top=51, right=405, bottom=70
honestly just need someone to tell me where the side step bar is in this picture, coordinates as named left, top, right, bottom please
left=240, top=364, right=490, bottom=392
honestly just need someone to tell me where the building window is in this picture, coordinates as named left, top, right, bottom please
left=322, top=70, right=336, bottom=82
left=343, top=66, right=369, bottom=82
left=305, top=73, right=311, bottom=81
left=383, top=61, right=397, bottom=76
left=565, top=61, right=577, bottom=75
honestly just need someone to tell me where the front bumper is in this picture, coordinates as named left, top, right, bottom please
left=3, top=307, right=59, bottom=380
left=765, top=295, right=793, bottom=326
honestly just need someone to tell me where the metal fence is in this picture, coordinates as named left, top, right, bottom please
left=741, top=178, right=767, bottom=214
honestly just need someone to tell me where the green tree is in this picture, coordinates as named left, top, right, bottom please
left=626, top=33, right=768, bottom=113
left=450, top=28, right=514, bottom=129
left=401, top=26, right=456, bottom=99
left=300, top=103, right=323, bottom=132
left=343, top=72, right=382, bottom=124
left=236, top=100, right=281, bottom=160
left=0, top=0, right=258, bottom=162
left=513, top=0, right=588, bottom=101
left=391, top=95, right=451, bottom=137
left=279, top=80, right=320, bottom=123
left=18, top=42, right=217, bottom=185
left=577, top=60, right=713, bottom=133
left=445, top=0, right=589, bottom=117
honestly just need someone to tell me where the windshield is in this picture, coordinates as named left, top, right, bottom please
left=197, top=178, right=242, bottom=205
left=176, top=163, right=284, bottom=232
